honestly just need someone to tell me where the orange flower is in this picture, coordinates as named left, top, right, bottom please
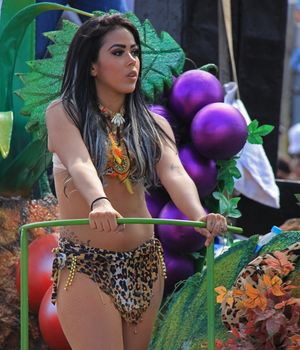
left=243, top=283, right=267, bottom=310
left=262, top=274, right=284, bottom=296
left=275, top=298, right=300, bottom=310
left=215, top=286, right=227, bottom=304
left=287, top=334, right=300, bottom=350
left=264, top=251, right=295, bottom=276
left=215, top=286, right=234, bottom=307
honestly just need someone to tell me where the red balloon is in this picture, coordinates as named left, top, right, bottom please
left=169, top=70, right=224, bottom=122
left=179, top=144, right=217, bottom=197
left=39, top=285, right=71, bottom=350
left=158, top=201, right=205, bottom=253
left=164, top=252, right=195, bottom=294
left=16, top=234, right=58, bottom=313
left=191, top=102, right=248, bottom=160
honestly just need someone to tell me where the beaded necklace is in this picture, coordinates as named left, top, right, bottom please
left=98, top=103, right=133, bottom=194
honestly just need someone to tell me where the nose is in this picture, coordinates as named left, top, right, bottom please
left=127, top=52, right=137, bottom=65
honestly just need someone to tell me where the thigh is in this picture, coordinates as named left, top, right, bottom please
left=122, top=271, right=165, bottom=350
left=56, top=268, right=124, bottom=350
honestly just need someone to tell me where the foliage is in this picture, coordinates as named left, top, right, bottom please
left=212, top=157, right=242, bottom=218
left=247, top=120, right=274, bottom=145
left=0, top=111, right=13, bottom=158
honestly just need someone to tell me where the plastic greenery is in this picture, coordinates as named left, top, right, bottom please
left=247, top=120, right=274, bottom=145
left=212, top=192, right=241, bottom=218
left=0, top=111, right=13, bottom=158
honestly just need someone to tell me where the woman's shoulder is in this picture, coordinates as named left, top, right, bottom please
left=46, top=98, right=72, bottom=124
left=46, top=98, right=64, bottom=114
left=148, top=110, right=169, bottom=129
left=148, top=110, right=174, bottom=137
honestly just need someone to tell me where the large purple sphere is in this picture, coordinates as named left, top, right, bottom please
left=164, top=252, right=195, bottom=294
left=179, top=144, right=217, bottom=197
left=145, top=189, right=169, bottom=218
left=148, top=104, right=181, bottom=143
left=158, top=201, right=205, bottom=253
left=148, top=104, right=177, bottom=124
left=191, top=102, right=248, bottom=160
left=169, top=70, right=224, bottom=122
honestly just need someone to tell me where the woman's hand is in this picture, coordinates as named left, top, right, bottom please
left=195, top=213, right=227, bottom=247
left=89, top=199, right=125, bottom=232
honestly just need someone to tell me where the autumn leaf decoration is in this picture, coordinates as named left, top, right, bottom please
left=214, top=245, right=300, bottom=350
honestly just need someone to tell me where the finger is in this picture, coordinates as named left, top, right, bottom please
left=101, top=219, right=111, bottom=232
left=98, top=223, right=104, bottom=232
left=195, top=228, right=212, bottom=240
left=117, top=224, right=125, bottom=232
left=89, top=219, right=97, bottom=230
left=205, top=235, right=215, bottom=247
left=211, top=221, right=224, bottom=236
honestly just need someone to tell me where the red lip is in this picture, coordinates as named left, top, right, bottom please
left=127, top=71, right=138, bottom=78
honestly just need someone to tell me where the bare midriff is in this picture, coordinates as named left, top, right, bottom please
left=53, top=169, right=154, bottom=252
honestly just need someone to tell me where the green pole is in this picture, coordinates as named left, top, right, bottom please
left=207, top=241, right=215, bottom=350
left=20, top=218, right=242, bottom=350
left=20, top=226, right=29, bottom=350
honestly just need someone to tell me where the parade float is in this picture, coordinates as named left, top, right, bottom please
left=0, top=2, right=299, bottom=349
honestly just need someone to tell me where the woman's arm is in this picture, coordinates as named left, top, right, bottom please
left=46, top=101, right=123, bottom=232
left=154, top=114, right=227, bottom=246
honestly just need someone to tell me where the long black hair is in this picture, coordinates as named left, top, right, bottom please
left=60, top=13, right=174, bottom=187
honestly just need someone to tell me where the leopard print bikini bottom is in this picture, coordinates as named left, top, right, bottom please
left=51, top=237, right=166, bottom=324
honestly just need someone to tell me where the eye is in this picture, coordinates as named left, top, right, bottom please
left=112, top=50, right=124, bottom=56
left=132, top=49, right=140, bottom=57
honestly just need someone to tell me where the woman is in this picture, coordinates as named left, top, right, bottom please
left=46, top=14, right=227, bottom=350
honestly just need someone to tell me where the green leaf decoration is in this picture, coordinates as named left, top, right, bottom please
left=0, top=137, right=52, bottom=197
left=259, top=230, right=300, bottom=255
left=125, top=13, right=185, bottom=100
left=0, top=2, right=93, bottom=112
left=295, top=193, right=300, bottom=205
left=216, top=158, right=241, bottom=194
left=150, top=236, right=258, bottom=350
left=17, top=19, right=79, bottom=138
left=212, top=192, right=241, bottom=218
left=198, top=63, right=218, bottom=76
left=0, top=111, right=13, bottom=158
left=247, top=119, right=274, bottom=144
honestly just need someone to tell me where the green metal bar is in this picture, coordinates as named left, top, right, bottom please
left=207, top=242, right=215, bottom=350
left=20, top=218, right=242, bottom=350
left=20, top=227, right=29, bottom=350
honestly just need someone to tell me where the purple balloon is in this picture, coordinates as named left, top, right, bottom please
left=158, top=201, right=205, bottom=253
left=169, top=70, right=224, bottom=122
left=191, top=102, right=248, bottom=160
left=179, top=144, right=217, bottom=197
left=164, top=252, right=195, bottom=294
left=145, top=189, right=169, bottom=218
left=148, top=104, right=182, bottom=143
left=148, top=104, right=177, bottom=124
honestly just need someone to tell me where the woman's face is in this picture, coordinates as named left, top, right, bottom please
left=91, top=27, right=140, bottom=97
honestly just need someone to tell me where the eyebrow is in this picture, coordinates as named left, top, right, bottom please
left=108, top=44, right=138, bottom=50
